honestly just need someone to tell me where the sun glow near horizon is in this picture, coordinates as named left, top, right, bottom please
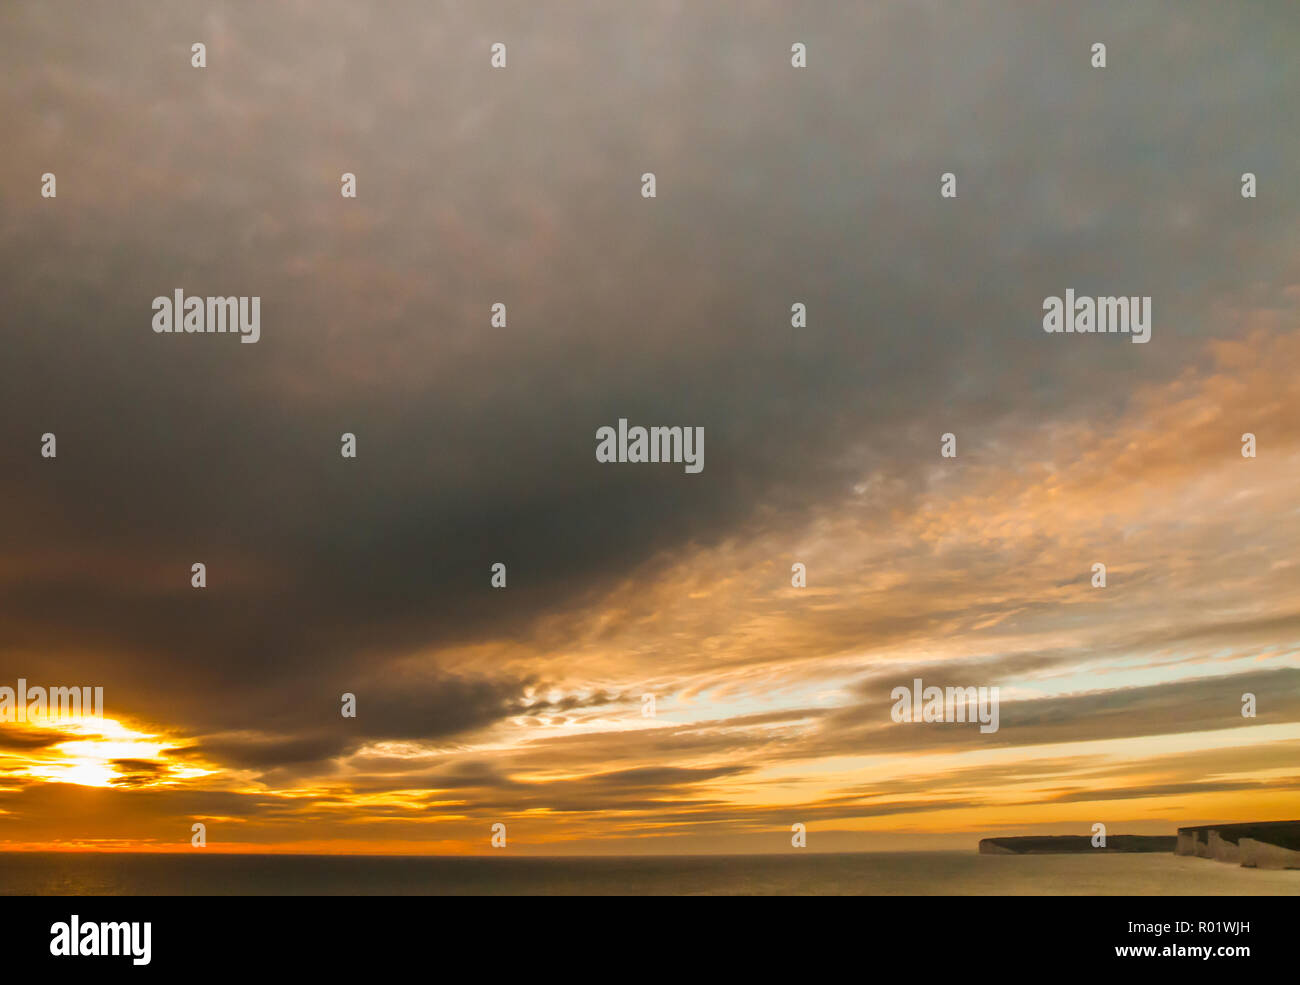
left=4, top=714, right=214, bottom=789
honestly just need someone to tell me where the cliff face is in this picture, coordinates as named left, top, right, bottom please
left=978, top=841, right=1018, bottom=855
left=1239, top=838, right=1300, bottom=869
left=979, top=822, right=1300, bottom=867
left=1208, top=830, right=1240, bottom=863
left=1174, top=821, right=1300, bottom=869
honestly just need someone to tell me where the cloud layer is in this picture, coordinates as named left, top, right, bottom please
left=1, top=0, right=1298, bottom=852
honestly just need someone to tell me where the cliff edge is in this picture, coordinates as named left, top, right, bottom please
left=1175, top=820, right=1300, bottom=869
left=978, top=835, right=1176, bottom=854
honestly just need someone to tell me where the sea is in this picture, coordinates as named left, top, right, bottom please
left=2, top=850, right=1299, bottom=895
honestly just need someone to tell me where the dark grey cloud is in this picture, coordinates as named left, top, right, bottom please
left=0, top=728, right=75, bottom=751
left=485, top=669, right=1300, bottom=776
left=819, top=667, right=1300, bottom=755
left=1, top=0, right=1297, bottom=750
left=1013, top=776, right=1300, bottom=806
left=175, top=673, right=549, bottom=774
left=106, top=759, right=172, bottom=788
left=180, top=734, right=352, bottom=771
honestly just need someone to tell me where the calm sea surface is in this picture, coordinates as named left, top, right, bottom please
left=2, top=851, right=1299, bottom=895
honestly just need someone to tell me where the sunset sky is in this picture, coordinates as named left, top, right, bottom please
left=2, top=1, right=1298, bottom=855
